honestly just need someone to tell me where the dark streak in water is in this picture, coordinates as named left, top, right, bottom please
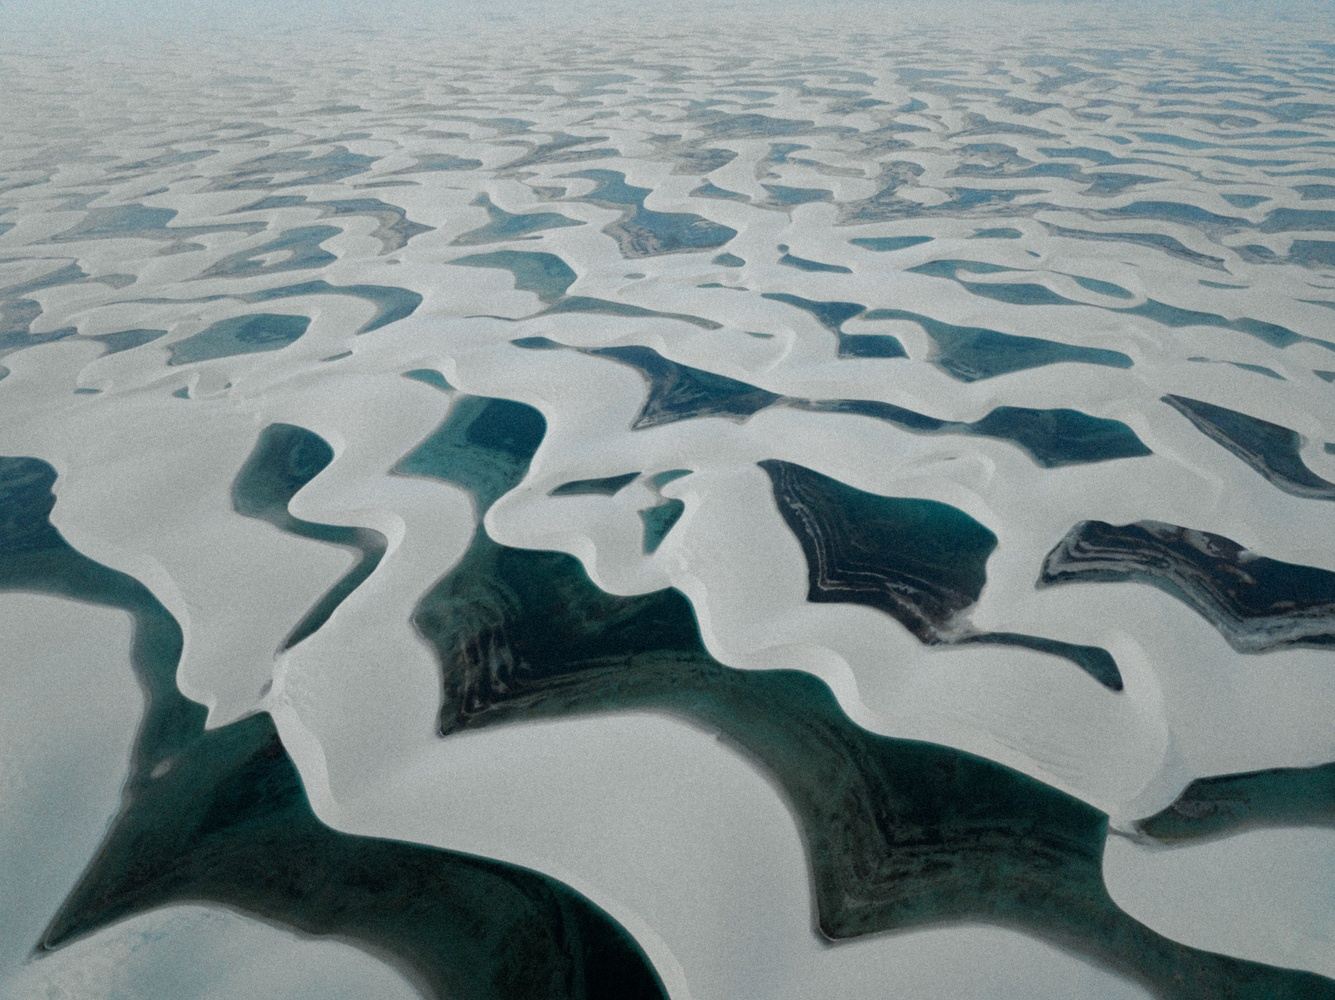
left=789, top=396, right=1151, bottom=467
left=232, top=195, right=431, bottom=254
left=1041, top=520, right=1335, bottom=652
left=639, top=498, right=685, bottom=553
left=405, top=368, right=453, bottom=392
left=453, top=193, right=584, bottom=245
left=850, top=235, right=932, bottom=252
left=1136, top=763, right=1335, bottom=843
left=761, top=292, right=906, bottom=359
left=777, top=248, right=852, bottom=273
left=200, top=225, right=342, bottom=280
left=451, top=250, right=576, bottom=304
left=551, top=471, right=639, bottom=496
left=130, top=280, right=421, bottom=337
left=245, top=280, right=422, bottom=335
left=538, top=295, right=723, bottom=330
left=89, top=328, right=167, bottom=356
left=1163, top=394, right=1335, bottom=501
left=566, top=169, right=737, bottom=257
left=232, top=423, right=387, bottom=649
left=589, top=344, right=782, bottom=428
left=167, top=313, right=310, bottom=366
left=761, top=459, right=1122, bottom=688
left=765, top=459, right=998, bottom=637
left=565, top=340, right=1149, bottom=466
left=863, top=307, right=1133, bottom=381
left=206, top=147, right=378, bottom=191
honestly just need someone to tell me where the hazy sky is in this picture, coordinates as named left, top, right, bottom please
left=4, top=0, right=1333, bottom=32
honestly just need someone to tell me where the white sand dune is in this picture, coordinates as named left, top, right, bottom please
left=1105, top=828, right=1335, bottom=979
left=1, top=3, right=1332, bottom=995
left=0, top=595, right=421, bottom=1000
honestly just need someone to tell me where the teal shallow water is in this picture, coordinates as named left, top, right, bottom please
left=4, top=26, right=1333, bottom=997
left=452, top=250, right=577, bottom=303
left=761, top=459, right=1123, bottom=688
left=167, top=313, right=310, bottom=365
left=551, top=471, right=640, bottom=496
left=1137, top=763, right=1335, bottom=842
left=566, top=169, right=737, bottom=257
left=862, top=307, right=1133, bottom=381
left=521, top=337, right=1151, bottom=467
left=0, top=455, right=668, bottom=1000
left=1042, top=519, right=1335, bottom=652
left=394, top=394, right=1328, bottom=998
left=639, top=498, right=685, bottom=552
left=1164, top=394, right=1335, bottom=501
left=453, top=194, right=584, bottom=245
left=231, top=423, right=387, bottom=649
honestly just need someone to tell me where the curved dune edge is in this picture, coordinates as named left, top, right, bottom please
left=1104, top=828, right=1335, bottom=979
left=7, top=349, right=1324, bottom=993
left=0, top=465, right=670, bottom=1000
left=0, top=595, right=415, bottom=1000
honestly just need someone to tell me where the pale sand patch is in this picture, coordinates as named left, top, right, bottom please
left=0, top=595, right=418, bottom=1000
left=1105, top=828, right=1335, bottom=979
left=0, top=595, right=140, bottom=984
left=5, top=904, right=421, bottom=1000
left=276, top=706, right=1152, bottom=1000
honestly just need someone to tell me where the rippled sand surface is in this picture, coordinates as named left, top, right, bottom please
left=1, top=2, right=1333, bottom=997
